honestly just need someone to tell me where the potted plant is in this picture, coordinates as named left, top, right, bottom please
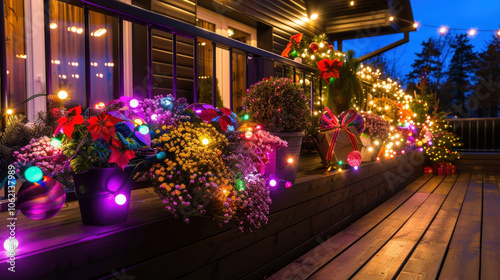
left=56, top=98, right=155, bottom=226
left=360, top=112, right=390, bottom=161
left=241, top=77, right=311, bottom=184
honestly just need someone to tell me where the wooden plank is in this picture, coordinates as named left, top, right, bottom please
left=352, top=174, right=459, bottom=279
left=396, top=172, right=471, bottom=280
left=481, top=172, right=500, bottom=279
left=268, top=174, right=432, bottom=280
left=308, top=176, right=444, bottom=280
left=438, top=172, right=482, bottom=280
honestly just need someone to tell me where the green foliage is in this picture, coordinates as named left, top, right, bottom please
left=326, top=50, right=363, bottom=114
left=0, top=111, right=54, bottom=148
left=422, top=114, right=462, bottom=163
left=242, top=77, right=311, bottom=132
left=198, top=76, right=224, bottom=108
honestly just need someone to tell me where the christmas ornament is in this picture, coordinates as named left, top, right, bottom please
left=309, top=42, right=319, bottom=53
left=294, top=57, right=302, bottom=63
left=347, top=150, right=362, bottom=167
left=17, top=176, right=66, bottom=220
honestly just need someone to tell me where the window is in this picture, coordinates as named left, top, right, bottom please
left=48, top=0, right=117, bottom=108
left=196, top=7, right=256, bottom=109
left=4, top=0, right=26, bottom=115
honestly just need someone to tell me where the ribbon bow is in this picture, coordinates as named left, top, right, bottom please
left=281, top=33, right=303, bottom=57
left=320, top=108, right=359, bottom=162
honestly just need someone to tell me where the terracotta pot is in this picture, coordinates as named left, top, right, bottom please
left=265, top=132, right=304, bottom=184
left=73, top=166, right=134, bottom=226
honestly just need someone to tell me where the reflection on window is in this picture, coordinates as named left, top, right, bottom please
left=196, top=19, right=222, bottom=107
left=229, top=27, right=250, bottom=109
left=49, top=0, right=116, bottom=108
left=4, top=0, right=26, bottom=115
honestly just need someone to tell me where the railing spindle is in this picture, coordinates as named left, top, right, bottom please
left=84, top=4, right=91, bottom=108
left=147, top=24, right=153, bottom=98
left=293, top=67, right=296, bottom=83
left=477, top=120, right=479, bottom=151
left=310, top=73, right=314, bottom=115
left=229, top=47, right=233, bottom=110
left=212, top=41, right=216, bottom=107
left=172, top=32, right=177, bottom=99
left=193, top=36, right=198, bottom=103
left=118, top=16, right=124, bottom=97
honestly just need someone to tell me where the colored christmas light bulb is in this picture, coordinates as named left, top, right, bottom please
left=202, top=138, right=209, bottom=145
left=57, top=90, right=68, bottom=100
left=25, top=166, right=43, bottom=183
left=129, top=99, right=139, bottom=108
left=115, top=194, right=127, bottom=205
left=269, top=179, right=277, bottom=187
left=138, top=125, right=149, bottom=135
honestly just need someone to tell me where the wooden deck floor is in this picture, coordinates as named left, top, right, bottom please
left=270, top=171, right=500, bottom=280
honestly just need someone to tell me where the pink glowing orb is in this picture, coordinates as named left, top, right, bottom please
left=269, top=179, right=277, bottom=187
left=115, top=194, right=127, bottom=205
left=151, top=114, right=158, bottom=121
left=401, top=150, right=405, bottom=154
left=285, top=182, right=292, bottom=188
left=354, top=166, right=358, bottom=170
left=347, top=150, right=362, bottom=167
left=129, top=99, right=139, bottom=108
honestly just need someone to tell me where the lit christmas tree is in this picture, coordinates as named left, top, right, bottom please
left=420, top=114, right=461, bottom=162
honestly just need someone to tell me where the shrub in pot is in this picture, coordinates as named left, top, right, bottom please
left=360, top=112, right=390, bottom=161
left=242, top=77, right=311, bottom=184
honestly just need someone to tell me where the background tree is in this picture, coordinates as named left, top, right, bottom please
left=406, top=38, right=442, bottom=95
left=475, top=36, right=500, bottom=117
left=446, top=33, right=477, bottom=115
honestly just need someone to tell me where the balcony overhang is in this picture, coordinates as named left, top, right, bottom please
left=307, top=0, right=416, bottom=41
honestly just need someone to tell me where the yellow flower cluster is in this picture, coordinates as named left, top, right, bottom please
left=151, top=122, right=237, bottom=219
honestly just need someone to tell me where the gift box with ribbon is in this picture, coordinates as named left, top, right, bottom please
left=316, top=108, right=363, bottom=166
left=424, top=166, right=433, bottom=174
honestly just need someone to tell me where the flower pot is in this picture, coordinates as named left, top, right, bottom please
left=73, top=166, right=134, bottom=226
left=265, top=132, right=304, bottom=184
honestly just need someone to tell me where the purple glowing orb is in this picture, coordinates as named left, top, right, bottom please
left=269, top=179, right=277, bottom=187
left=115, top=194, right=127, bottom=205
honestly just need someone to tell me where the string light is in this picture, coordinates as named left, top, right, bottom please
left=389, top=16, right=394, bottom=22
left=6, top=109, right=13, bottom=115
left=115, top=194, right=127, bottom=205
left=310, top=13, right=318, bottom=20
left=350, top=1, right=354, bottom=6
left=202, top=138, right=209, bottom=145
left=287, top=157, right=294, bottom=164
left=57, top=90, right=68, bottom=100
left=468, top=28, right=477, bottom=36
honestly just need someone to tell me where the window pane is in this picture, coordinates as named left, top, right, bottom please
left=5, top=0, right=26, bottom=115
left=49, top=0, right=85, bottom=108
left=89, top=11, right=117, bottom=106
left=196, top=19, right=221, bottom=107
left=228, top=27, right=250, bottom=109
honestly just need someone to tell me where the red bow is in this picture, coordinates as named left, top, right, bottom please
left=320, top=108, right=359, bottom=162
left=281, top=33, right=303, bottom=57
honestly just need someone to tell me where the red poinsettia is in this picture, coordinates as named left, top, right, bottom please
left=281, top=33, right=303, bottom=57
left=108, top=139, right=135, bottom=169
left=199, top=108, right=234, bottom=132
left=54, top=106, right=84, bottom=139
left=87, top=111, right=122, bottom=142
left=317, top=58, right=343, bottom=82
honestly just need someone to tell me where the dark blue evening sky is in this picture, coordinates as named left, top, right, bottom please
left=343, top=0, right=500, bottom=81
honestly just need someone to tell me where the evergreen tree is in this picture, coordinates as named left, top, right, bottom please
left=422, top=115, right=461, bottom=162
left=406, top=38, right=442, bottom=94
left=446, top=33, right=477, bottom=115
left=475, top=36, right=500, bottom=117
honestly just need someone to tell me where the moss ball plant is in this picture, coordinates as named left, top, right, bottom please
left=242, top=77, right=311, bottom=132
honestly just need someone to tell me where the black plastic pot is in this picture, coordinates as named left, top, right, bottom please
left=73, top=166, right=134, bottom=226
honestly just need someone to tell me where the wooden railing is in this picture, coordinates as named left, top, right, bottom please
left=446, top=117, right=500, bottom=152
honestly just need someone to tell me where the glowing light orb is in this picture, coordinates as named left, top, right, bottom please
left=401, top=150, right=406, bottom=154
left=269, top=179, right=277, bottom=187
left=245, top=131, right=253, bottom=139
left=51, top=137, right=62, bottom=147
left=57, top=90, right=68, bottom=100
left=134, top=119, right=143, bottom=126
left=354, top=166, right=359, bottom=170
left=374, top=140, right=380, bottom=145
left=129, top=99, right=139, bottom=108
left=115, top=194, right=127, bottom=205
left=376, top=157, right=380, bottom=161
left=285, top=182, right=292, bottom=188
left=338, top=168, right=342, bottom=172
left=287, top=157, right=294, bottom=164
left=3, top=238, right=18, bottom=251
left=347, top=150, right=362, bottom=167
left=95, top=102, right=106, bottom=109
left=25, top=166, right=43, bottom=183
left=151, top=114, right=158, bottom=121
left=368, top=147, right=373, bottom=152
left=6, top=109, right=13, bottom=115
left=338, top=160, right=343, bottom=165
left=138, top=125, right=149, bottom=135
left=243, top=114, right=250, bottom=120
left=202, top=138, right=209, bottom=145
left=256, top=125, right=262, bottom=130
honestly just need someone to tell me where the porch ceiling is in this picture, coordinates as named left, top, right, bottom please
left=308, top=0, right=415, bottom=40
